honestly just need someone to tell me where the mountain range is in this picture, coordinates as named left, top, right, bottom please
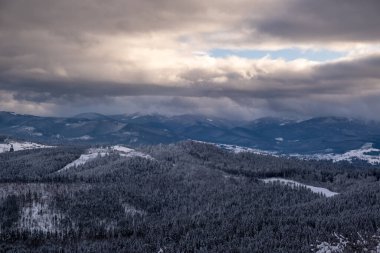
left=1, top=111, right=380, bottom=155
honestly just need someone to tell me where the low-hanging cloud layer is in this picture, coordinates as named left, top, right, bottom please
left=1, top=0, right=380, bottom=120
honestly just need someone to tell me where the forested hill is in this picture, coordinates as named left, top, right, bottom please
left=1, top=141, right=380, bottom=252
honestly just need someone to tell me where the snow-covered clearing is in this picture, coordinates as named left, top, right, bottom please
left=58, top=145, right=152, bottom=172
left=0, top=141, right=53, bottom=153
left=111, top=145, right=151, bottom=159
left=261, top=178, right=338, bottom=197
left=58, top=149, right=108, bottom=172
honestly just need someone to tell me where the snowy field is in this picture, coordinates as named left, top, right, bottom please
left=0, top=141, right=53, bottom=153
left=58, top=145, right=152, bottom=172
left=261, top=178, right=339, bottom=197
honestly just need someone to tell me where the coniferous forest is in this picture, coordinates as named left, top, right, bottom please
left=1, top=141, right=380, bottom=252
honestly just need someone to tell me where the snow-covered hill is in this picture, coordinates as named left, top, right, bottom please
left=58, top=145, right=152, bottom=172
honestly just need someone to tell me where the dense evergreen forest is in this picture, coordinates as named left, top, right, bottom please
left=1, top=141, right=380, bottom=252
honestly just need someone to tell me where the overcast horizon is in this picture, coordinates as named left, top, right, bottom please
left=1, top=0, right=380, bottom=120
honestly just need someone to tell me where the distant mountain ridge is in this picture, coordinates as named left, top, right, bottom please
left=1, top=111, right=380, bottom=155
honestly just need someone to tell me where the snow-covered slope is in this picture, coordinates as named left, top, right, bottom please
left=205, top=141, right=380, bottom=165
left=58, top=145, right=152, bottom=172
left=298, top=143, right=380, bottom=165
left=261, top=178, right=339, bottom=197
left=0, top=141, right=53, bottom=153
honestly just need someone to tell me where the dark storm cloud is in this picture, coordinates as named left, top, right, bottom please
left=252, top=0, right=380, bottom=43
left=0, top=0, right=220, bottom=36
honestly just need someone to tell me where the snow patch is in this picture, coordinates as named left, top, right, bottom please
left=70, top=135, right=93, bottom=140
left=18, top=201, right=65, bottom=233
left=65, top=122, right=86, bottom=128
left=261, top=178, right=338, bottom=197
left=122, top=203, right=146, bottom=217
left=16, top=126, right=43, bottom=136
left=314, top=234, right=348, bottom=253
left=22, top=126, right=35, bottom=132
left=311, top=232, right=380, bottom=253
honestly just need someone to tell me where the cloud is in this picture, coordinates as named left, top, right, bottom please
left=251, top=0, right=380, bottom=44
left=0, top=0, right=380, bottom=120
left=2, top=54, right=380, bottom=119
left=0, top=0, right=245, bottom=37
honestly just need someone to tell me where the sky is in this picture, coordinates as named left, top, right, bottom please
left=1, top=0, right=380, bottom=120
